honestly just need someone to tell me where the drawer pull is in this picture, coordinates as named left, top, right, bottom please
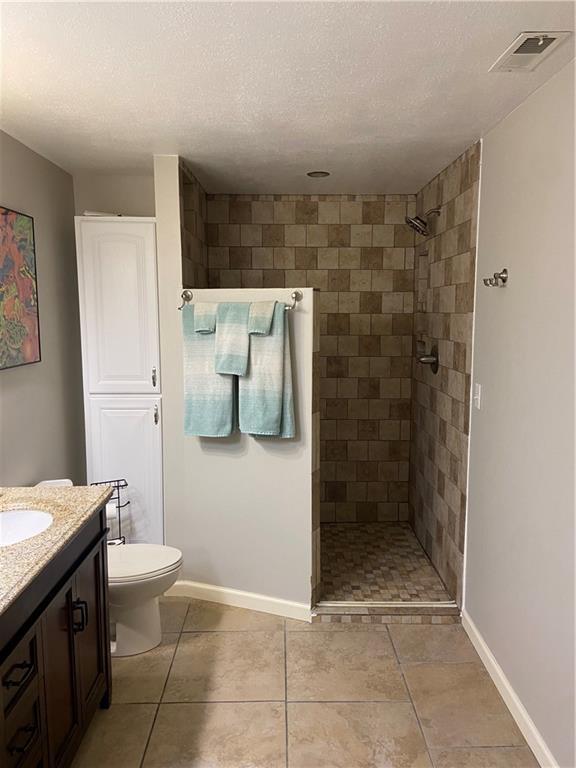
left=7, top=723, right=37, bottom=756
left=72, top=599, right=89, bottom=633
left=2, top=661, right=34, bottom=690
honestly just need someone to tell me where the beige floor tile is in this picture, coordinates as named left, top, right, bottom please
left=430, top=747, right=539, bottom=767
left=159, top=596, right=189, bottom=632
left=286, top=618, right=387, bottom=631
left=112, top=634, right=178, bottom=703
left=163, top=631, right=285, bottom=701
left=404, top=663, right=525, bottom=749
left=287, top=629, right=408, bottom=701
left=184, top=599, right=284, bottom=632
left=389, top=625, right=479, bottom=663
left=71, top=704, right=156, bottom=768
left=288, top=702, right=432, bottom=767
left=142, top=702, right=286, bottom=767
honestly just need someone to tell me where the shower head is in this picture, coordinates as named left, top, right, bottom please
left=404, top=208, right=441, bottom=237
left=405, top=215, right=429, bottom=236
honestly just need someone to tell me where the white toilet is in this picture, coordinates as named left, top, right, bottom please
left=36, top=480, right=182, bottom=657
left=107, top=543, right=182, bottom=657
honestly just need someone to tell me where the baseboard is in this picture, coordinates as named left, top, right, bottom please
left=462, top=609, right=558, bottom=768
left=167, top=579, right=312, bottom=622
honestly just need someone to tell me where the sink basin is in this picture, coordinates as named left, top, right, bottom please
left=0, top=509, right=54, bottom=547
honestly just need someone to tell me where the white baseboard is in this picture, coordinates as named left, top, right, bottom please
left=462, top=609, right=558, bottom=768
left=167, top=579, right=312, bottom=622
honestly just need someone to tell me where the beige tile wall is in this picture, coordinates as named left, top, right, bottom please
left=180, top=162, right=208, bottom=288
left=206, top=194, right=416, bottom=523
left=410, top=143, right=480, bottom=604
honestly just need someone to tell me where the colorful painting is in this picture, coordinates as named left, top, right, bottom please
left=0, top=207, right=41, bottom=369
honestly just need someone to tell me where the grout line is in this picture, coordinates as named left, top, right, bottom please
left=159, top=699, right=287, bottom=704
left=137, top=600, right=190, bottom=768
left=385, top=625, right=435, bottom=767
left=282, top=698, right=413, bottom=704
left=283, top=618, right=289, bottom=768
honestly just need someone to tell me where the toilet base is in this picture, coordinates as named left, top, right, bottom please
left=110, top=597, right=162, bottom=657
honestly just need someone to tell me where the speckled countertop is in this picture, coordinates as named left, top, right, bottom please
left=0, top=486, right=112, bottom=614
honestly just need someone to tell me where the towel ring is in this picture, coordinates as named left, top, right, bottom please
left=177, top=289, right=303, bottom=311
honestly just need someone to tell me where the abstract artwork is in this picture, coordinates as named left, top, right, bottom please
left=0, top=206, right=41, bottom=369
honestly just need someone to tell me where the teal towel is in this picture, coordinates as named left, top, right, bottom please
left=215, top=302, right=251, bottom=375
left=194, top=302, right=217, bottom=333
left=182, top=305, right=234, bottom=437
left=239, top=302, right=295, bottom=438
left=248, top=301, right=276, bottom=336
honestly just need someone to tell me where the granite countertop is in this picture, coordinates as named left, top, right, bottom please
left=0, top=485, right=112, bottom=614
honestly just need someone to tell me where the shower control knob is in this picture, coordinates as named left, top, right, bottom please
left=483, top=268, right=508, bottom=287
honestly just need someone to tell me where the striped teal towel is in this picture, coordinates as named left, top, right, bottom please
left=215, top=302, right=251, bottom=375
left=239, top=302, right=295, bottom=438
left=248, top=301, right=276, bottom=336
left=194, top=302, right=217, bottom=333
left=182, top=305, right=234, bottom=437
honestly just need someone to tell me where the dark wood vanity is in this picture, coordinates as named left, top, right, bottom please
left=0, top=505, right=111, bottom=768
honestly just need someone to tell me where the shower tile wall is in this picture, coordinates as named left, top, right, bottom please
left=410, top=142, right=480, bottom=605
left=180, top=162, right=208, bottom=288
left=206, top=194, right=416, bottom=523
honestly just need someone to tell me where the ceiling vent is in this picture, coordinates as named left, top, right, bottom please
left=490, top=31, right=571, bottom=72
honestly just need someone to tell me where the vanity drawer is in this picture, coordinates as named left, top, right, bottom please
left=1, top=625, right=41, bottom=716
left=2, top=685, right=43, bottom=768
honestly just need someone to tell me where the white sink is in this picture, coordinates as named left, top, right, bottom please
left=0, top=509, right=54, bottom=547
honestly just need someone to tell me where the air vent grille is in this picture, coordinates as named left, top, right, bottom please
left=490, top=31, right=571, bottom=72
left=513, top=36, right=556, bottom=55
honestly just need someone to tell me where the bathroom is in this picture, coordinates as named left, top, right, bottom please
left=0, top=2, right=574, bottom=767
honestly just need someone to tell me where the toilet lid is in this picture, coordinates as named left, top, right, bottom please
left=108, top=543, right=183, bottom=582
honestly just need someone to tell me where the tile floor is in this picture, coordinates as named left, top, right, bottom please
left=72, top=597, right=540, bottom=768
left=321, top=522, right=453, bottom=602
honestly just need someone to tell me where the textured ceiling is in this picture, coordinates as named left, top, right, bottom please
left=1, top=2, right=574, bottom=193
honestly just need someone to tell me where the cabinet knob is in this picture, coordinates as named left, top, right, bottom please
left=152, top=367, right=157, bottom=387
left=154, top=405, right=159, bottom=425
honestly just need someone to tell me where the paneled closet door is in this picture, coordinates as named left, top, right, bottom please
left=87, top=396, right=163, bottom=545
left=76, top=219, right=160, bottom=394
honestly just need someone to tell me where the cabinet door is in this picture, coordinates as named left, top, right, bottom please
left=88, top=397, right=163, bottom=544
left=42, top=580, right=81, bottom=768
left=76, top=219, right=160, bottom=394
left=74, top=541, right=110, bottom=721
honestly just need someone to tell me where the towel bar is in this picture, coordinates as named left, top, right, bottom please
left=177, top=289, right=303, bottom=311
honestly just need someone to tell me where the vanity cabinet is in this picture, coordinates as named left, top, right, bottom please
left=0, top=508, right=111, bottom=768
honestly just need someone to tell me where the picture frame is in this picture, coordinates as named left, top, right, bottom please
left=0, top=206, right=41, bottom=370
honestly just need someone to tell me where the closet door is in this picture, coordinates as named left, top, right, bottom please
left=88, top=397, right=163, bottom=545
left=76, top=219, right=160, bottom=394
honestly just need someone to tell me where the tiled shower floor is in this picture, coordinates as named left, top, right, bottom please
left=320, top=522, right=453, bottom=603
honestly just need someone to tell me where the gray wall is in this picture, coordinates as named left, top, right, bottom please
left=465, top=63, right=574, bottom=767
left=73, top=173, right=155, bottom=216
left=0, top=132, right=85, bottom=485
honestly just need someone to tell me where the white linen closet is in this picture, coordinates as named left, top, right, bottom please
left=75, top=217, right=163, bottom=544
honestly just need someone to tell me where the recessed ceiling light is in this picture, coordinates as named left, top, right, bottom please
left=307, top=170, right=330, bottom=178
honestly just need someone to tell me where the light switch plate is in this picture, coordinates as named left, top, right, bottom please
left=473, top=382, right=482, bottom=410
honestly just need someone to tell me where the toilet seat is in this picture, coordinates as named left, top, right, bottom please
left=108, top=543, right=183, bottom=584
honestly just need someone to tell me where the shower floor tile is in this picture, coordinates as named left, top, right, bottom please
left=320, top=522, right=453, bottom=603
